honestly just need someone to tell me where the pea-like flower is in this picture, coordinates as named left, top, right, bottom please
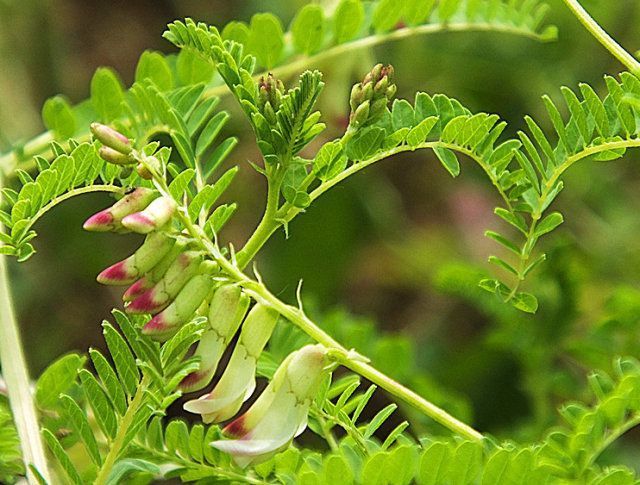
left=211, top=344, right=328, bottom=468
left=179, top=285, right=251, bottom=393
left=83, top=188, right=157, bottom=232
left=183, top=303, right=279, bottom=422
left=97, top=232, right=175, bottom=285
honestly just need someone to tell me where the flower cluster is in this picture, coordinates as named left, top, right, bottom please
left=84, top=124, right=330, bottom=465
left=348, top=63, right=397, bottom=129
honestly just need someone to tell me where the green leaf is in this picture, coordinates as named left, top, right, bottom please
left=345, top=126, right=386, bottom=161
left=248, top=13, right=284, bottom=69
left=313, top=140, right=348, bottom=181
left=102, top=322, right=139, bottom=397
left=364, top=404, right=397, bottom=439
left=106, top=459, right=160, bottom=485
left=60, top=394, right=102, bottom=466
left=494, top=207, right=527, bottom=234
left=168, top=169, right=195, bottom=200
left=196, top=112, right=230, bottom=157
left=373, top=0, right=404, bottom=33
left=323, top=455, right=354, bottom=485
left=406, top=116, right=438, bottom=147
left=403, top=0, right=436, bottom=25
left=204, top=137, right=237, bottom=180
left=42, top=96, right=76, bottom=139
left=89, top=349, right=127, bottom=415
left=485, top=230, right=521, bottom=255
left=534, top=211, right=563, bottom=237
left=188, top=166, right=238, bottom=221
left=447, top=441, right=482, bottom=484
left=90, top=67, right=125, bottom=121
left=176, top=48, right=215, bottom=86
left=291, top=4, right=325, bottom=55
left=512, top=292, right=538, bottom=313
left=438, top=0, right=462, bottom=21
left=333, top=0, right=365, bottom=43
left=42, top=429, right=83, bottom=485
left=361, top=452, right=389, bottom=485
left=78, top=369, right=118, bottom=439
left=419, top=441, right=451, bottom=485
left=36, top=353, right=85, bottom=409
left=433, top=147, right=460, bottom=177
left=488, top=255, right=518, bottom=276
left=135, top=50, right=173, bottom=91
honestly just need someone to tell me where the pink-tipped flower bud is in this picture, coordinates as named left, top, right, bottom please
left=348, top=63, right=396, bottom=129
left=211, top=344, right=328, bottom=468
left=142, top=273, right=213, bottom=341
left=122, top=239, right=187, bottom=302
left=183, top=304, right=278, bottom=422
left=126, top=251, right=204, bottom=314
left=90, top=123, right=132, bottom=154
left=83, top=188, right=157, bottom=232
left=121, top=196, right=177, bottom=234
left=178, top=285, right=251, bottom=393
left=97, top=232, right=175, bottom=285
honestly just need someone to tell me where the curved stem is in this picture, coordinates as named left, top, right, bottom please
left=0, top=19, right=554, bottom=177
left=0, top=174, right=51, bottom=483
left=149, top=174, right=483, bottom=442
left=561, top=0, right=640, bottom=74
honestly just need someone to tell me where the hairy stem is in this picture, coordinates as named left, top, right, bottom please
left=0, top=174, right=51, bottom=483
left=150, top=173, right=483, bottom=442
left=562, top=0, right=640, bottom=74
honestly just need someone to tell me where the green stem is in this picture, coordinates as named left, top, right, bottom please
left=0, top=19, right=554, bottom=177
left=149, top=173, right=483, bottom=442
left=0, top=174, right=51, bottom=483
left=562, top=0, right=640, bottom=74
left=94, top=377, right=149, bottom=485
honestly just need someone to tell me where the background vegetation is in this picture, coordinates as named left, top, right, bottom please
left=1, top=0, right=640, bottom=478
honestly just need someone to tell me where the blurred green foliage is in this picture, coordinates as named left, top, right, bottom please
left=2, top=0, right=640, bottom=475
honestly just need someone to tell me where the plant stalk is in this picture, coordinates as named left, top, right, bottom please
left=562, top=0, right=640, bottom=74
left=0, top=174, right=51, bottom=483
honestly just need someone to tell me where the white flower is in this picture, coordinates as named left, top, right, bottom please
left=210, top=344, right=328, bottom=468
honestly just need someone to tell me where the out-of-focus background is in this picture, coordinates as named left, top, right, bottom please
left=2, top=0, right=640, bottom=463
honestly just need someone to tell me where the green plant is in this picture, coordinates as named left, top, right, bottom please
left=1, top=0, right=640, bottom=483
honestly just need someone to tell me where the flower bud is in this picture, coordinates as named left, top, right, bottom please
left=97, top=232, right=175, bottom=285
left=258, top=74, right=285, bottom=113
left=121, top=196, right=177, bottom=234
left=122, top=240, right=187, bottom=301
left=184, top=304, right=278, bottom=423
left=348, top=64, right=396, bottom=129
left=142, top=273, right=213, bottom=340
left=83, top=188, right=157, bottom=232
left=90, top=123, right=132, bottom=154
left=211, top=344, right=328, bottom=468
left=99, top=146, right=135, bottom=166
left=178, top=285, right=251, bottom=392
left=126, top=251, right=204, bottom=314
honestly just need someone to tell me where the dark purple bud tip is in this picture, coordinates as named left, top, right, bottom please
left=126, top=289, right=164, bottom=314
left=97, top=260, right=136, bottom=285
left=123, top=278, right=151, bottom=302
left=83, top=210, right=114, bottom=232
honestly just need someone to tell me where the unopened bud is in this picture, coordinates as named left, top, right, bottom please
left=83, top=188, right=157, bottom=232
left=126, top=251, right=204, bottom=314
left=90, top=123, right=132, bottom=154
left=121, top=196, right=177, bottom=234
left=99, top=146, right=134, bottom=166
left=142, top=274, right=213, bottom=340
left=350, top=100, right=370, bottom=127
left=97, top=232, right=175, bottom=285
